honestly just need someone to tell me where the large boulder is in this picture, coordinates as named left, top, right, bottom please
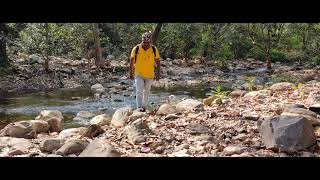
left=39, top=138, right=65, bottom=153
left=58, top=127, right=87, bottom=140
left=35, top=110, right=63, bottom=121
left=260, top=115, right=316, bottom=153
left=111, top=107, right=133, bottom=128
left=79, top=138, right=121, bottom=157
left=46, top=117, right=63, bottom=132
left=30, top=120, right=50, bottom=133
left=56, top=139, right=89, bottom=156
left=0, top=137, right=32, bottom=157
left=124, top=120, right=151, bottom=145
left=80, top=124, right=104, bottom=139
left=73, top=111, right=95, bottom=122
left=90, top=114, right=111, bottom=126
left=156, top=104, right=177, bottom=115
left=281, top=107, right=320, bottom=126
left=270, top=82, right=294, bottom=92
left=1, top=121, right=36, bottom=139
left=176, top=99, right=204, bottom=112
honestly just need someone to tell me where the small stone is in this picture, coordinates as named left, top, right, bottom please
left=309, top=103, right=320, bottom=115
left=242, top=113, right=260, bottom=121
left=155, top=146, right=165, bottom=154
left=140, top=147, right=151, bottom=153
left=164, top=114, right=180, bottom=121
left=223, top=146, right=247, bottom=156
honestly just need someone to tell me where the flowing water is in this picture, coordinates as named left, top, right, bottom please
left=0, top=85, right=213, bottom=129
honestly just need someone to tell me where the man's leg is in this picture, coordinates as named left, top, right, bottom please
left=142, top=77, right=153, bottom=108
left=135, top=76, right=144, bottom=109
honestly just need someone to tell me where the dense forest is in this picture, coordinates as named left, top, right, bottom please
left=1, top=23, right=320, bottom=72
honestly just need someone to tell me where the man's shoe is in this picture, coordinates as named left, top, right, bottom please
left=137, top=107, right=146, bottom=112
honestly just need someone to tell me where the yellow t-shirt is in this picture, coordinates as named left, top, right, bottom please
left=130, top=44, right=160, bottom=79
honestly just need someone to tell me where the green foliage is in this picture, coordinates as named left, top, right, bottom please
left=244, top=75, right=256, bottom=91
left=270, top=48, right=288, bottom=62
left=2, top=22, right=320, bottom=67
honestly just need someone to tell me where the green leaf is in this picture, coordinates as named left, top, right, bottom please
left=217, top=85, right=221, bottom=93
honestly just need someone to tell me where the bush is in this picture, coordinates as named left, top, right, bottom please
left=247, top=46, right=265, bottom=61
left=270, top=49, right=288, bottom=62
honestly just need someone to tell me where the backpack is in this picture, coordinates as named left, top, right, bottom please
left=134, top=45, right=157, bottom=63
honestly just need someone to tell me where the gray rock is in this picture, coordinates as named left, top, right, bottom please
left=281, top=107, right=320, bottom=126
left=229, top=90, right=247, bottom=98
left=176, top=99, right=204, bottom=112
left=223, top=146, right=247, bottom=155
left=90, top=114, right=111, bottom=126
left=157, top=104, right=177, bottom=115
left=2, top=121, right=36, bottom=139
left=164, top=114, right=180, bottom=121
left=260, top=115, right=316, bottom=153
left=58, top=127, right=86, bottom=140
left=0, top=137, right=32, bottom=156
left=125, top=120, right=151, bottom=145
left=40, top=138, right=65, bottom=153
left=185, top=123, right=211, bottom=135
left=91, top=83, right=105, bottom=98
left=111, top=107, right=133, bottom=128
left=309, top=103, right=320, bottom=115
left=107, top=55, right=115, bottom=60
left=76, top=111, right=95, bottom=119
left=28, top=54, right=43, bottom=64
left=79, top=138, right=121, bottom=157
left=80, top=124, right=104, bottom=139
left=46, top=117, right=63, bottom=132
left=35, top=110, right=63, bottom=121
left=56, top=139, right=89, bottom=156
left=128, top=111, right=148, bottom=122
left=30, top=120, right=50, bottom=133
left=270, top=82, right=294, bottom=91
left=47, top=154, right=63, bottom=157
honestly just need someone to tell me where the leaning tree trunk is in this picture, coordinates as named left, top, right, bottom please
left=92, top=23, right=102, bottom=68
left=152, top=23, right=163, bottom=45
left=0, top=23, right=8, bottom=68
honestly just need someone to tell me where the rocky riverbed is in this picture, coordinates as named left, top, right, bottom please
left=2, top=54, right=320, bottom=157
left=1, top=80, right=320, bottom=157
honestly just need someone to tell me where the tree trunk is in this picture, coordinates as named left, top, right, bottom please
left=92, top=23, right=102, bottom=68
left=0, top=23, right=8, bottom=68
left=44, top=23, right=50, bottom=73
left=266, top=31, right=272, bottom=70
left=152, top=23, right=163, bottom=45
left=266, top=48, right=272, bottom=70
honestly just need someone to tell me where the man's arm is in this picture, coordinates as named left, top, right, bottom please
left=129, top=57, right=134, bottom=80
left=155, top=58, right=160, bottom=81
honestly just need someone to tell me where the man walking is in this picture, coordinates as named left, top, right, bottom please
left=129, top=31, right=160, bottom=112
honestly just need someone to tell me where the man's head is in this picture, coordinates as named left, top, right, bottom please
left=141, top=31, right=152, bottom=49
